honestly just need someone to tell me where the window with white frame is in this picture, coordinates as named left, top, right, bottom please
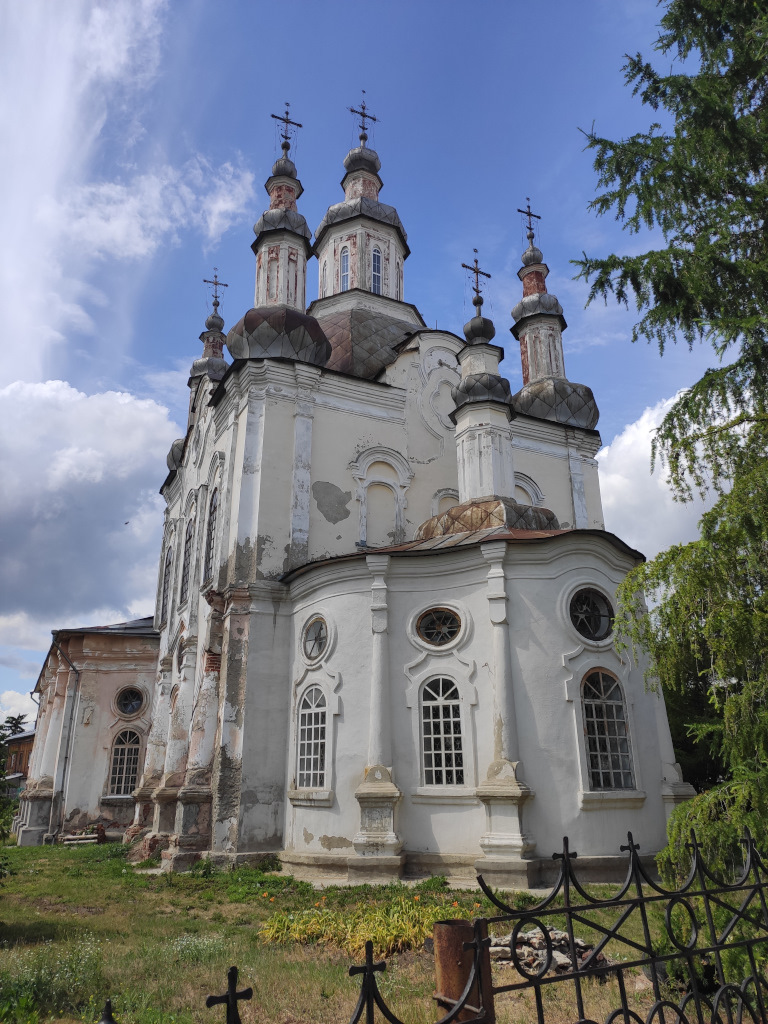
left=160, top=546, right=172, bottom=622
left=421, top=678, right=464, bottom=785
left=372, top=247, right=382, bottom=294
left=582, top=670, right=634, bottom=790
left=340, top=246, right=350, bottom=292
left=109, top=730, right=141, bottom=795
left=204, top=489, right=218, bottom=582
left=321, top=261, right=327, bottom=297
left=180, top=517, right=194, bottom=604
left=297, top=686, right=327, bottom=788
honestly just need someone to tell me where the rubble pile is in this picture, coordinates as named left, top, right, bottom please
left=489, top=926, right=615, bottom=975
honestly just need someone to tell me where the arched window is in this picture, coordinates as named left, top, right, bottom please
left=109, top=730, right=141, bottom=795
left=179, top=518, right=194, bottom=604
left=297, top=687, right=326, bottom=789
left=204, top=489, right=218, bottom=582
left=321, top=261, right=327, bottom=298
left=421, top=678, right=464, bottom=785
left=371, top=247, right=382, bottom=294
left=340, top=246, right=350, bottom=292
left=582, top=670, right=634, bottom=790
left=160, top=546, right=172, bottom=623
left=396, top=259, right=402, bottom=300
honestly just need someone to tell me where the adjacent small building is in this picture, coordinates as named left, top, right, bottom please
left=14, top=619, right=158, bottom=845
left=3, top=729, right=35, bottom=798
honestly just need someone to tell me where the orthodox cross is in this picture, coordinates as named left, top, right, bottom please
left=517, top=197, right=541, bottom=237
left=206, top=966, right=253, bottom=1024
left=461, top=249, right=491, bottom=302
left=203, top=269, right=228, bottom=311
left=270, top=102, right=302, bottom=145
left=349, top=90, right=378, bottom=139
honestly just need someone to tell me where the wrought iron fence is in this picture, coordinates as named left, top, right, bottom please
left=97, top=830, right=768, bottom=1024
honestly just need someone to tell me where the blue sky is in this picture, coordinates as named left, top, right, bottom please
left=0, top=1, right=715, bottom=720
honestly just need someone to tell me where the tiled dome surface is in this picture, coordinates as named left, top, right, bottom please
left=415, top=497, right=560, bottom=540
left=227, top=306, right=331, bottom=365
left=512, top=377, right=599, bottom=430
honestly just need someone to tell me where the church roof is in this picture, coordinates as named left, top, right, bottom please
left=314, top=197, right=409, bottom=256
left=315, top=305, right=418, bottom=378
left=281, top=528, right=645, bottom=582
left=52, top=616, right=158, bottom=638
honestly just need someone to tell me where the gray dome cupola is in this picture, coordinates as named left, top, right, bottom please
left=313, top=100, right=409, bottom=303
left=510, top=204, right=599, bottom=430
left=190, top=273, right=229, bottom=384
left=252, top=106, right=310, bottom=312
left=451, top=252, right=518, bottom=504
left=226, top=306, right=331, bottom=366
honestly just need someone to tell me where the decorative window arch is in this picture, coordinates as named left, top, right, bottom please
left=349, top=447, right=414, bottom=547
left=321, top=260, right=328, bottom=298
left=109, top=730, right=141, bottom=795
left=204, top=489, right=218, bottom=582
left=160, top=547, right=173, bottom=623
left=582, top=670, right=634, bottom=790
left=513, top=473, right=544, bottom=507
left=296, top=686, right=327, bottom=789
left=179, top=517, right=194, bottom=604
left=371, top=247, right=382, bottom=294
left=421, top=678, right=464, bottom=785
left=340, top=246, right=350, bottom=292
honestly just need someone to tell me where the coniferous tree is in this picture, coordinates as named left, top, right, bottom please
left=575, top=0, right=768, bottom=877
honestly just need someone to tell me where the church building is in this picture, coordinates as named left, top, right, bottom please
left=16, top=109, right=694, bottom=884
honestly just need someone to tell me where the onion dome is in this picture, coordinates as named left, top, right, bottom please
left=253, top=135, right=311, bottom=253
left=512, top=377, right=599, bottom=430
left=451, top=373, right=514, bottom=420
left=226, top=306, right=331, bottom=365
left=343, top=139, right=382, bottom=177
left=190, top=298, right=228, bottom=382
left=314, top=129, right=409, bottom=256
left=415, top=496, right=560, bottom=541
left=167, top=438, right=185, bottom=473
left=463, top=292, right=496, bottom=345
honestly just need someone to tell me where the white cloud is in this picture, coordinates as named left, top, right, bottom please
left=598, top=396, right=711, bottom=558
left=0, top=689, right=38, bottom=725
left=0, top=4, right=253, bottom=386
left=0, top=380, right=179, bottom=626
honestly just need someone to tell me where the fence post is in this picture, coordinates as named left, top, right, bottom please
left=433, top=919, right=494, bottom=1024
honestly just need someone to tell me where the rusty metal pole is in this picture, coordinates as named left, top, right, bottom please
left=433, top=919, right=494, bottom=1024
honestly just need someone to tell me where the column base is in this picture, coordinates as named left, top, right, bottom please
left=352, top=765, right=403, bottom=857
left=477, top=759, right=536, bottom=860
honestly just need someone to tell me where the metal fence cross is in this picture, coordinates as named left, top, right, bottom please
left=206, top=966, right=253, bottom=1024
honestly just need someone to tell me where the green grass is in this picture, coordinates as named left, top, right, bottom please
left=0, top=843, right=670, bottom=1024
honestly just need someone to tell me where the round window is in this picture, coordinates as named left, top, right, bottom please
left=303, top=617, right=328, bottom=660
left=417, top=608, right=461, bottom=646
left=116, top=688, right=144, bottom=716
left=569, top=588, right=614, bottom=641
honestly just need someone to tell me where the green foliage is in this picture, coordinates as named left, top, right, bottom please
left=579, top=0, right=768, bottom=881
left=0, top=933, right=105, bottom=1020
left=615, top=460, right=768, bottom=810
left=574, top=0, right=768, bottom=499
left=260, top=894, right=453, bottom=958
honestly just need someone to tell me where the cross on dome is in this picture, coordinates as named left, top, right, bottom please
left=349, top=91, right=378, bottom=146
left=517, top=197, right=542, bottom=244
left=270, top=102, right=302, bottom=155
left=461, top=249, right=491, bottom=312
left=203, top=268, right=228, bottom=313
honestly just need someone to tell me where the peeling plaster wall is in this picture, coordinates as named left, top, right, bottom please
left=283, top=536, right=672, bottom=862
left=52, top=632, right=157, bottom=830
